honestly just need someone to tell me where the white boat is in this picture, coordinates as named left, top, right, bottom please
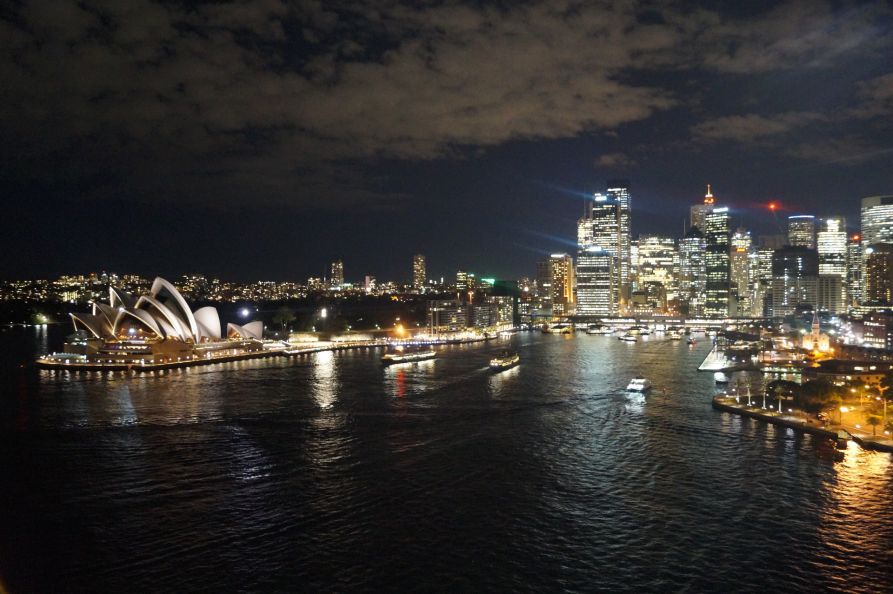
left=626, top=377, right=652, bottom=391
left=489, top=352, right=520, bottom=370
left=381, top=347, right=436, bottom=365
left=714, top=371, right=729, bottom=384
left=586, top=325, right=613, bottom=335
left=618, top=333, right=637, bottom=342
left=668, top=331, right=683, bottom=340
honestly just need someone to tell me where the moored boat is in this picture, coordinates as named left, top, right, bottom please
left=618, top=333, right=637, bottom=342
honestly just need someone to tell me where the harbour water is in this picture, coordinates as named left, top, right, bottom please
left=1, top=326, right=892, bottom=592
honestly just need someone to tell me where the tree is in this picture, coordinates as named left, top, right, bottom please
left=272, top=306, right=296, bottom=330
left=792, top=379, right=838, bottom=413
left=866, top=415, right=882, bottom=436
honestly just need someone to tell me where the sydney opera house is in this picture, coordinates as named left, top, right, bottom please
left=51, top=277, right=267, bottom=367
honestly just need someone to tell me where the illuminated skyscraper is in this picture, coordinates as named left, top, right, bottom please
left=412, top=254, right=426, bottom=292
left=330, top=260, right=344, bottom=289
left=637, top=235, right=677, bottom=310
left=864, top=243, right=893, bottom=304
left=704, top=207, right=731, bottom=317
left=550, top=253, right=575, bottom=316
left=816, top=217, right=847, bottom=313
left=788, top=215, right=816, bottom=249
left=535, top=260, right=552, bottom=312
left=847, top=235, right=862, bottom=306
left=730, top=227, right=752, bottom=315
left=679, top=226, right=706, bottom=317
left=606, top=180, right=631, bottom=303
left=861, top=196, right=893, bottom=298
left=770, top=246, right=818, bottom=316
left=575, top=247, right=618, bottom=315
left=690, top=184, right=715, bottom=232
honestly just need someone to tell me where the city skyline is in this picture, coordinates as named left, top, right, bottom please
left=2, top=1, right=892, bottom=280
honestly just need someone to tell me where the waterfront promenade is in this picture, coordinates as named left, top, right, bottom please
left=713, top=395, right=893, bottom=452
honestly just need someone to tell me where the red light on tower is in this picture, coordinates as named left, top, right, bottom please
left=853, top=234, right=861, bottom=241
left=768, top=202, right=778, bottom=211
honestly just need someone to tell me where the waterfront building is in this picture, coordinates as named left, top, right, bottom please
left=704, top=206, right=731, bottom=318
left=412, top=254, right=426, bottom=292
left=730, top=227, right=752, bottom=315
left=606, top=180, right=632, bottom=303
left=65, top=278, right=264, bottom=365
left=864, top=243, right=893, bottom=304
left=575, top=246, right=619, bottom=316
left=550, top=253, right=575, bottom=316
left=427, top=299, right=468, bottom=332
left=787, top=215, right=816, bottom=249
left=330, top=260, right=344, bottom=290
left=678, top=226, right=706, bottom=317
left=689, top=184, right=714, bottom=233
left=769, top=246, right=818, bottom=316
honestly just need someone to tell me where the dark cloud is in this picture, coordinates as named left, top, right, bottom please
left=1, top=1, right=892, bottom=279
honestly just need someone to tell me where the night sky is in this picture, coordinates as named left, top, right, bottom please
left=2, top=1, right=892, bottom=282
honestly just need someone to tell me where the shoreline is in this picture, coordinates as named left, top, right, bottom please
left=34, top=334, right=499, bottom=373
left=712, top=395, right=893, bottom=453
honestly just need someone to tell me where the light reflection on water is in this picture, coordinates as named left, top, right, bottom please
left=0, top=327, right=891, bottom=592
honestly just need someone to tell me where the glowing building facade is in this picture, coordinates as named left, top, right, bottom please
left=704, top=206, right=731, bottom=317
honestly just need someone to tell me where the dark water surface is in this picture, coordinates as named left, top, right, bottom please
left=1, top=326, right=891, bottom=592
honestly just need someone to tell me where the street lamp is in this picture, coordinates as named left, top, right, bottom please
left=839, top=406, right=849, bottom=425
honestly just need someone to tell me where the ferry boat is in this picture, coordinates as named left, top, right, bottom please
left=489, top=351, right=520, bottom=370
left=586, top=325, right=613, bottom=335
left=381, top=346, right=436, bottom=365
left=618, top=333, right=638, bottom=342
left=668, top=330, right=683, bottom=340
left=626, top=377, right=652, bottom=391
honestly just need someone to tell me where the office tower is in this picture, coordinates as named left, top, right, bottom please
left=861, top=196, right=893, bottom=298
left=847, top=235, right=862, bottom=307
left=864, top=243, right=893, bottom=304
left=816, top=217, right=847, bottom=313
left=770, top=246, right=818, bottom=316
left=754, top=247, right=775, bottom=316
left=550, top=253, right=575, bottom=316
left=412, top=254, right=426, bottom=292
left=787, top=215, right=816, bottom=249
left=637, top=235, right=677, bottom=311
left=606, top=180, right=631, bottom=303
left=679, top=226, right=706, bottom=317
left=536, top=260, right=552, bottom=312
left=578, top=192, right=624, bottom=315
left=330, top=260, right=344, bottom=289
left=577, top=198, right=594, bottom=249
left=704, top=207, right=731, bottom=317
left=575, top=247, right=618, bottom=315
left=860, top=196, right=893, bottom=245
left=730, top=227, right=752, bottom=315
left=364, top=275, right=376, bottom=294
left=690, top=184, right=714, bottom=232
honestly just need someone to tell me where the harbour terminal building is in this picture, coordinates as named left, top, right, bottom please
left=49, top=277, right=265, bottom=367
